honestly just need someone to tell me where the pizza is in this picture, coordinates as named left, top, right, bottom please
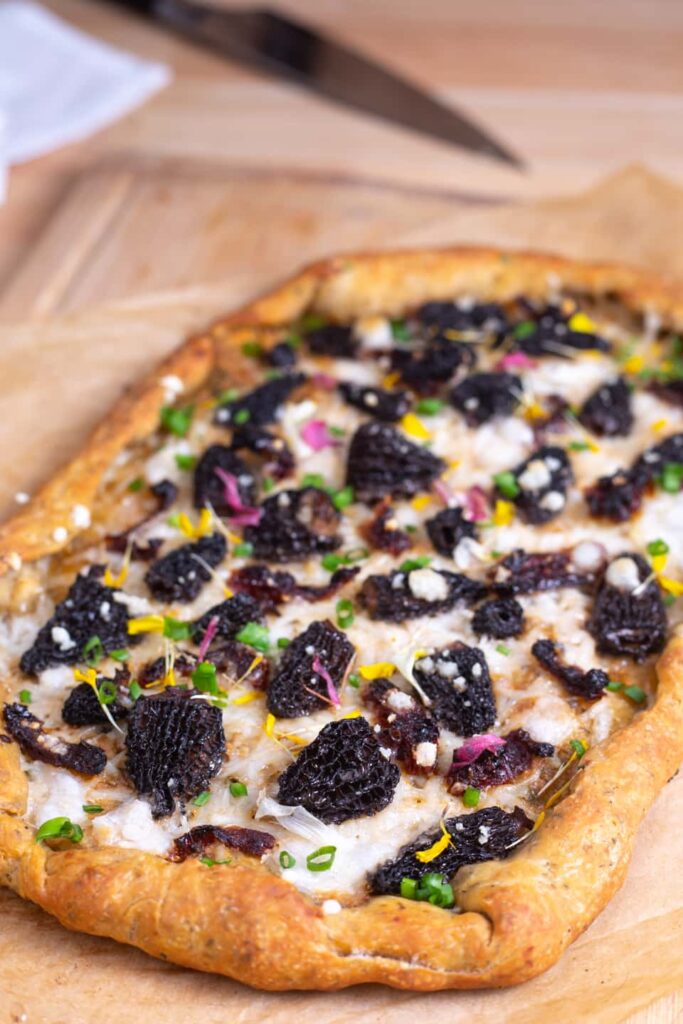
left=1, top=248, right=683, bottom=992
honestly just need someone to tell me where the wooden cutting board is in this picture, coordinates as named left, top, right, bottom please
left=1, top=161, right=683, bottom=1023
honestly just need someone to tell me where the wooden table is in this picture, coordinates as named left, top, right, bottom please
left=0, top=2, right=682, bottom=1020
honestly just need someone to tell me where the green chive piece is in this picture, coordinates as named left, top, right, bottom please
left=233, top=408, right=251, bottom=425
left=191, top=661, right=219, bottom=695
left=302, top=472, right=326, bottom=489
left=279, top=850, right=296, bottom=869
left=659, top=462, right=683, bottom=493
left=82, top=635, right=104, bottom=666
left=127, top=476, right=144, bottom=493
left=262, top=476, right=275, bottom=494
left=97, top=681, right=117, bottom=706
left=606, top=680, right=623, bottom=692
left=109, top=649, right=130, bottom=662
left=331, top=486, right=354, bottom=511
left=391, top=319, right=411, bottom=342
left=623, top=685, right=646, bottom=704
left=462, top=786, right=480, bottom=808
left=235, top=621, right=271, bottom=652
left=298, top=312, right=327, bottom=334
left=241, top=340, right=264, bottom=358
left=229, top=781, right=248, bottom=798
left=568, top=441, right=590, bottom=452
left=416, top=398, right=445, bottom=416
left=401, top=872, right=455, bottom=909
left=129, top=681, right=142, bottom=701
left=322, top=553, right=344, bottom=572
left=83, top=804, right=104, bottom=814
left=163, top=616, right=191, bottom=641
left=217, top=387, right=239, bottom=405
left=19, top=689, right=32, bottom=705
left=160, top=404, right=195, bottom=438
left=347, top=673, right=360, bottom=688
left=336, top=598, right=354, bottom=629
left=405, top=524, right=418, bottom=534
left=306, top=845, right=337, bottom=872
left=664, top=593, right=676, bottom=607
left=492, top=471, right=520, bottom=499
left=570, top=738, right=588, bottom=757
left=398, top=555, right=431, bottom=573
left=329, top=425, right=346, bottom=438
left=513, top=320, right=536, bottom=340
left=647, top=538, right=670, bottom=557
left=193, top=791, right=211, bottom=806
left=233, top=541, right=254, bottom=558
left=35, top=817, right=83, bottom=845
left=167, top=513, right=182, bottom=528
left=174, top=453, right=197, bottom=471
left=277, top=637, right=291, bottom=649
left=400, top=877, right=418, bottom=899
left=495, top=643, right=511, bottom=657
left=200, top=855, right=231, bottom=867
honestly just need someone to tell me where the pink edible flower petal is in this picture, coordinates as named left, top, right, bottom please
left=197, top=615, right=219, bottom=662
left=464, top=485, right=489, bottom=522
left=301, top=419, right=340, bottom=452
left=312, top=372, right=338, bottom=391
left=433, top=479, right=452, bottom=506
left=495, top=350, right=537, bottom=371
left=312, top=655, right=341, bottom=707
left=454, top=734, right=506, bottom=765
left=214, top=468, right=262, bottom=526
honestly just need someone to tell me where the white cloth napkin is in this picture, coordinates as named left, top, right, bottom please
left=0, top=1, right=171, bottom=202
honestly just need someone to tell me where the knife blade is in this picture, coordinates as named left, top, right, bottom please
left=104, top=0, right=524, bottom=168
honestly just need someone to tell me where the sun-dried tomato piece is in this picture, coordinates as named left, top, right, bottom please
left=448, top=729, right=553, bottom=793
left=578, top=377, right=633, bottom=437
left=230, top=424, right=295, bottom=480
left=170, top=824, right=276, bottom=862
left=215, top=373, right=307, bottom=428
left=392, top=338, right=474, bottom=395
left=531, top=638, right=608, bottom=699
left=425, top=506, right=478, bottom=558
left=361, top=502, right=412, bottom=555
left=649, top=379, right=683, bottom=407
left=243, top=487, right=341, bottom=562
left=503, top=445, right=573, bottom=524
left=229, top=563, right=358, bottom=612
left=363, top=678, right=439, bottom=774
left=359, top=567, right=486, bottom=623
left=19, top=568, right=132, bottom=676
left=412, top=644, right=496, bottom=735
left=513, top=304, right=611, bottom=358
left=192, top=593, right=264, bottom=644
left=207, top=641, right=271, bottom=689
left=346, top=422, right=445, bottom=504
left=305, top=324, right=357, bottom=358
left=105, top=536, right=163, bottom=562
left=490, top=543, right=604, bottom=595
left=266, top=619, right=354, bottom=718
left=415, top=300, right=509, bottom=340
left=125, top=690, right=225, bottom=817
left=450, top=372, right=522, bottom=426
left=144, top=532, right=227, bottom=603
left=62, top=668, right=131, bottom=727
left=338, top=381, right=411, bottom=422
left=192, top=444, right=256, bottom=515
left=3, top=703, right=106, bottom=775
left=585, top=466, right=649, bottom=521
left=277, top=717, right=400, bottom=824
left=588, top=553, right=667, bottom=660
left=471, top=597, right=525, bottom=638
left=138, top=653, right=196, bottom=687
left=369, top=806, right=531, bottom=895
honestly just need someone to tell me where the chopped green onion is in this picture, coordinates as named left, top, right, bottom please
left=82, top=634, right=104, bottom=666
left=331, top=486, right=354, bottom=511
left=127, top=476, right=144, bottom=493
left=568, top=441, right=590, bottom=452
left=322, top=547, right=368, bottom=571
left=233, top=542, right=254, bottom=558
left=462, top=786, right=480, bottom=807
left=35, top=817, right=83, bottom=845
left=405, top=524, right=418, bottom=534
left=298, top=312, right=327, bottom=334
left=284, top=333, right=302, bottom=350
left=658, top=462, right=683, bottom=494
left=347, top=673, right=360, bottom=688
left=277, top=637, right=291, bottom=649
left=19, top=689, right=32, bottom=705
left=647, top=538, right=670, bottom=557
left=513, top=320, right=536, bottom=340
left=233, top=408, right=251, bottom=425
left=235, top=621, right=271, bottom=652
left=336, top=599, right=354, bottom=629
left=217, top=387, right=239, bottom=405
left=391, top=319, right=411, bottom=341
left=262, top=476, right=275, bottom=494
left=495, top=643, right=511, bottom=657
left=191, top=661, right=219, bottom=694
left=279, top=850, right=296, bottom=869
left=167, top=513, right=182, bottom=528
left=400, top=872, right=454, bottom=909
left=193, top=790, right=211, bottom=806
left=97, top=681, right=117, bottom=706
left=492, top=471, right=520, bottom=499
left=82, top=804, right=103, bottom=814
left=400, top=877, right=418, bottom=899
left=174, top=453, right=197, bottom=471
left=229, top=781, right=248, bottom=798
left=306, top=845, right=337, bottom=872
left=200, top=855, right=231, bottom=867
left=570, top=738, right=588, bottom=757
left=623, top=685, right=646, bottom=704
left=241, top=341, right=264, bottom=358
left=416, top=398, right=445, bottom=416
left=664, top=593, right=676, bottom=607
left=398, top=555, right=431, bottom=573
left=606, top=680, right=623, bottom=693
left=160, top=404, right=195, bottom=438
left=129, top=681, right=142, bottom=702
left=329, top=425, right=346, bottom=438
left=109, top=648, right=130, bottom=662
left=301, top=472, right=326, bottom=489
left=163, top=616, right=191, bottom=640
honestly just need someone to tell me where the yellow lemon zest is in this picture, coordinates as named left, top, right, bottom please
left=623, top=353, right=644, bottom=375
left=176, top=508, right=213, bottom=540
left=359, top=662, right=396, bottom=680
left=277, top=731, right=309, bottom=745
left=104, top=540, right=133, bottom=588
left=492, top=499, right=515, bottom=527
left=416, top=821, right=453, bottom=863
left=651, top=554, right=668, bottom=575
left=382, top=372, right=401, bottom=388
left=410, top=494, right=432, bottom=511
left=658, top=575, right=683, bottom=597
left=264, top=713, right=276, bottom=737
left=128, top=615, right=165, bottom=636
left=651, top=418, right=669, bottom=434
left=448, top=459, right=461, bottom=472
left=223, top=587, right=234, bottom=598
left=523, top=401, right=546, bottom=422
left=231, top=691, right=263, bottom=706
left=234, top=654, right=264, bottom=687
left=73, top=667, right=97, bottom=688
left=400, top=413, right=432, bottom=442
left=531, top=809, right=546, bottom=833
left=227, top=530, right=243, bottom=545
left=342, top=709, right=363, bottom=720
left=568, top=312, right=597, bottom=334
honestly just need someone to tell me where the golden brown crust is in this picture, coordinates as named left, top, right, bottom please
left=1, top=246, right=683, bottom=990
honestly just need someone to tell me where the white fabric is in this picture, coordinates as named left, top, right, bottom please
left=0, top=1, right=171, bottom=201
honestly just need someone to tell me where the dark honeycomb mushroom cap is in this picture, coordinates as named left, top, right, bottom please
left=358, top=568, right=486, bottom=623
left=471, top=597, right=525, bottom=639
left=588, top=552, right=668, bottom=660
left=346, top=422, right=446, bottom=504
left=214, top=373, right=307, bottom=428
left=192, top=444, right=256, bottom=515
left=243, top=487, right=342, bottom=562
left=412, top=643, right=496, bottom=736
left=450, top=372, right=522, bottom=426
left=338, top=382, right=411, bottom=423
left=144, top=532, right=227, bottom=603
left=578, top=377, right=633, bottom=437
left=266, top=619, right=355, bottom=718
